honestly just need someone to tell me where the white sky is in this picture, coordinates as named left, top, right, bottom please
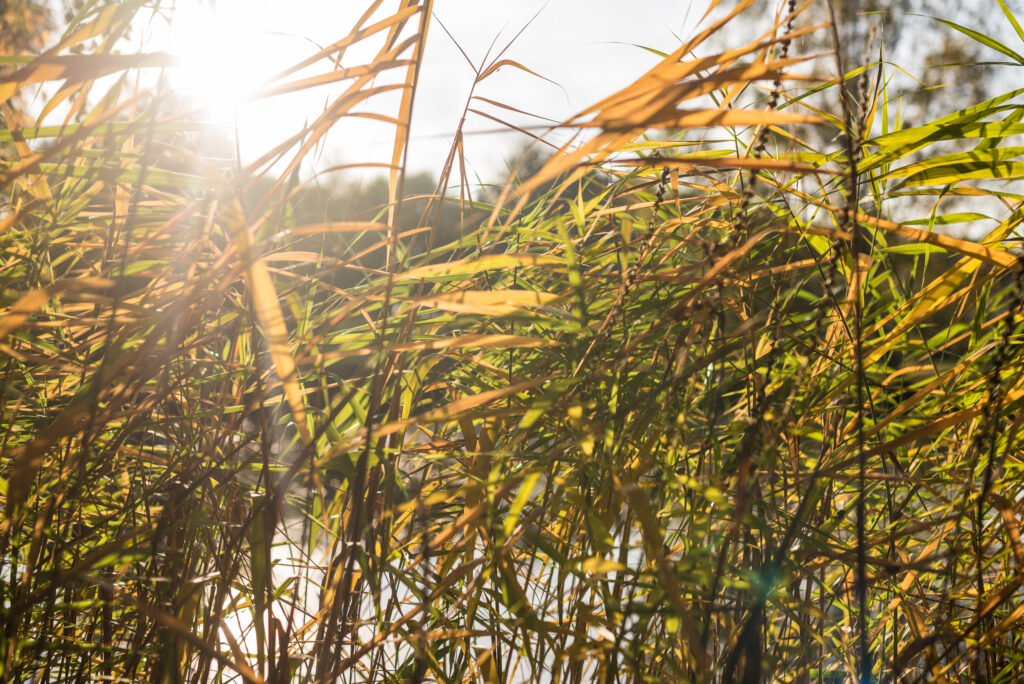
left=153, top=0, right=712, bottom=181
left=44, top=0, right=1016, bottom=190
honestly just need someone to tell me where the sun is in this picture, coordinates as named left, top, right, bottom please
left=160, top=0, right=433, bottom=171
left=168, top=0, right=283, bottom=129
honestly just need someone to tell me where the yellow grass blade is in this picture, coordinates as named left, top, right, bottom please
left=407, top=290, right=560, bottom=316
left=226, top=201, right=312, bottom=445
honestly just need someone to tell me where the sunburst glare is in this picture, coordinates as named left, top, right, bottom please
left=167, top=1, right=290, bottom=133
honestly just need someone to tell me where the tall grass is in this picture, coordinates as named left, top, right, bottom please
left=3, top=0, right=1024, bottom=681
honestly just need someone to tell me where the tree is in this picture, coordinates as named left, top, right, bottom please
left=0, top=0, right=50, bottom=55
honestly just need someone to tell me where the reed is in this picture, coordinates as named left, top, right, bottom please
left=3, top=0, right=1024, bottom=681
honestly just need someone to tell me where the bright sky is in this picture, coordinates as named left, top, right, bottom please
left=155, top=0, right=710, bottom=181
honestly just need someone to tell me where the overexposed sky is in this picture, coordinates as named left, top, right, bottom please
left=408, top=0, right=705, bottom=174
left=29, top=0, right=1020, bottom=187
left=153, top=0, right=712, bottom=181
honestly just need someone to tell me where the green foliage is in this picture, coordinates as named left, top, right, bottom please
left=3, top=1, right=1024, bottom=682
